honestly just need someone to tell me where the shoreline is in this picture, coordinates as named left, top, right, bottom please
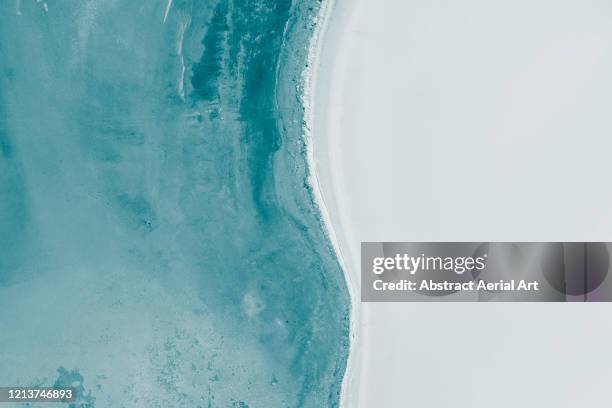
left=302, top=0, right=360, bottom=406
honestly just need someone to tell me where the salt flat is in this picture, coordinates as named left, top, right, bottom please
left=314, top=0, right=612, bottom=406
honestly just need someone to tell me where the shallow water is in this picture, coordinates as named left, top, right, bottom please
left=0, top=1, right=350, bottom=406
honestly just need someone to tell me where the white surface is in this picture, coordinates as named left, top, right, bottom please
left=313, top=0, right=612, bottom=406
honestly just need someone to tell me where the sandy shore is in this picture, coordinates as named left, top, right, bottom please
left=305, top=0, right=362, bottom=406
left=313, top=0, right=612, bottom=406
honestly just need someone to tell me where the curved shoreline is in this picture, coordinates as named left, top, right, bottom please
left=300, top=1, right=612, bottom=406
left=302, top=1, right=360, bottom=406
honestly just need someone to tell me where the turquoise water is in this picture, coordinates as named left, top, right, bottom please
left=0, top=1, right=350, bottom=407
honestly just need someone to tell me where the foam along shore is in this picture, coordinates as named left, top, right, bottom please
left=313, top=0, right=612, bottom=406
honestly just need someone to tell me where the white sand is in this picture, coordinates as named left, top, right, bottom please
left=313, top=0, right=612, bottom=406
